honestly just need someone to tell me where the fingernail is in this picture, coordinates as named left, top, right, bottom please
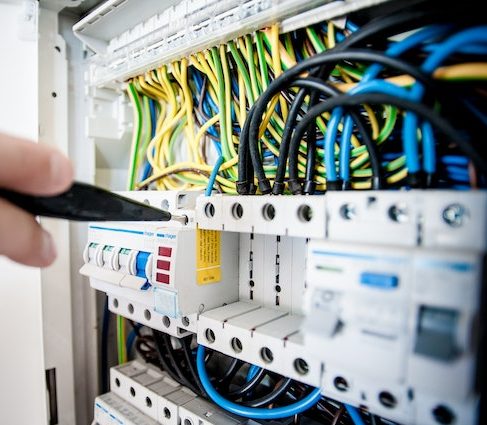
left=41, top=231, right=57, bottom=265
left=49, top=151, right=73, bottom=188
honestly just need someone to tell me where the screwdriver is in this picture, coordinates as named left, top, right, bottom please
left=0, top=181, right=188, bottom=224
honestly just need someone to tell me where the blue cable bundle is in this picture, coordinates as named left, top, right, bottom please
left=324, top=25, right=487, bottom=188
left=196, top=345, right=322, bottom=420
left=326, top=25, right=449, bottom=185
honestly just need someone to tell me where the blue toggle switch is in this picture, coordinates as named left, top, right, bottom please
left=135, top=251, right=150, bottom=279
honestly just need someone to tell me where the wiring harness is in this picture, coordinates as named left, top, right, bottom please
left=126, top=9, right=487, bottom=194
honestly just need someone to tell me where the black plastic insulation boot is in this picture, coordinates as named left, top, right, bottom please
left=272, top=181, right=286, bottom=195
left=407, top=172, right=424, bottom=188
left=236, top=180, right=249, bottom=195
left=258, top=178, right=271, bottom=194
left=303, top=180, right=317, bottom=195
left=425, top=173, right=436, bottom=189
left=288, top=179, right=302, bottom=195
left=326, top=179, right=343, bottom=191
left=248, top=183, right=257, bottom=195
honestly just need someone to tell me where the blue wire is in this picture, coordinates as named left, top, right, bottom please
left=126, top=323, right=142, bottom=355
left=246, top=364, right=261, bottom=382
left=194, top=72, right=222, bottom=158
left=193, top=70, right=203, bottom=90
left=327, top=25, right=450, bottom=181
left=339, top=111, right=354, bottom=181
left=423, top=43, right=487, bottom=55
left=140, top=98, right=158, bottom=181
left=345, top=404, right=366, bottom=425
left=206, top=156, right=223, bottom=196
left=323, top=108, right=342, bottom=181
left=383, top=152, right=403, bottom=160
left=404, top=27, right=487, bottom=174
left=196, top=345, right=322, bottom=419
left=449, top=173, right=470, bottom=183
left=446, top=165, right=469, bottom=176
left=441, top=155, right=468, bottom=166
left=346, top=20, right=359, bottom=33
left=363, top=25, right=450, bottom=84
left=333, top=80, right=413, bottom=181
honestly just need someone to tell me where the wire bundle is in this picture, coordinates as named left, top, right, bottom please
left=238, top=16, right=487, bottom=194
left=128, top=22, right=361, bottom=193
left=127, top=11, right=487, bottom=195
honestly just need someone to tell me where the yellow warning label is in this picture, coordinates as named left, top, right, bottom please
left=196, top=228, right=221, bottom=285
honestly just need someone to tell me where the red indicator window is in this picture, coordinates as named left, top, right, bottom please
left=156, top=273, right=170, bottom=284
left=157, top=259, right=171, bottom=271
left=158, top=246, right=172, bottom=257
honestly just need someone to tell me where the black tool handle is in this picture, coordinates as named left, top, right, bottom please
left=0, top=182, right=172, bottom=222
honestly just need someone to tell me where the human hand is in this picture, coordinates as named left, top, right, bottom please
left=0, top=133, right=73, bottom=267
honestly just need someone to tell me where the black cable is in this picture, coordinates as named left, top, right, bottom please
left=160, top=332, right=199, bottom=393
left=135, top=335, right=159, bottom=366
left=152, top=330, right=182, bottom=383
left=340, top=9, right=440, bottom=50
left=287, top=92, right=487, bottom=176
left=214, top=357, right=244, bottom=388
left=243, top=377, right=292, bottom=407
left=100, top=297, right=110, bottom=393
left=227, top=366, right=267, bottom=398
left=244, top=49, right=435, bottom=193
left=273, top=89, right=308, bottom=194
left=303, top=66, right=331, bottom=194
left=237, top=103, right=257, bottom=194
left=181, top=336, right=207, bottom=396
left=127, top=320, right=142, bottom=337
left=270, top=77, right=382, bottom=192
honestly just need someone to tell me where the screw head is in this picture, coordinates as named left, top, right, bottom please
left=443, top=204, right=468, bottom=227
left=340, top=203, right=356, bottom=220
left=388, top=204, right=408, bottom=223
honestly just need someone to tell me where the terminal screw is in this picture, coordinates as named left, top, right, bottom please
left=442, top=204, right=467, bottom=228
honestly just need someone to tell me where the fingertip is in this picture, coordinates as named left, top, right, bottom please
left=0, top=198, right=58, bottom=268
left=39, top=230, right=57, bottom=267
left=49, top=150, right=74, bottom=193
left=6, top=229, right=57, bottom=268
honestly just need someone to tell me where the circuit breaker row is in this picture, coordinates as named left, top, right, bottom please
left=83, top=190, right=486, bottom=425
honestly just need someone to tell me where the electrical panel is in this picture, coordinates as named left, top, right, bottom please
left=70, top=0, right=487, bottom=424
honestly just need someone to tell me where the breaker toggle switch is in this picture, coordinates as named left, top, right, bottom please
left=414, top=306, right=460, bottom=361
left=80, top=242, right=152, bottom=291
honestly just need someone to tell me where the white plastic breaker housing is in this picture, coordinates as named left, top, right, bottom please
left=94, top=392, right=159, bottom=425
left=110, top=360, right=248, bottom=425
left=194, top=189, right=486, bottom=425
left=80, top=191, right=239, bottom=328
left=303, top=243, right=483, bottom=425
